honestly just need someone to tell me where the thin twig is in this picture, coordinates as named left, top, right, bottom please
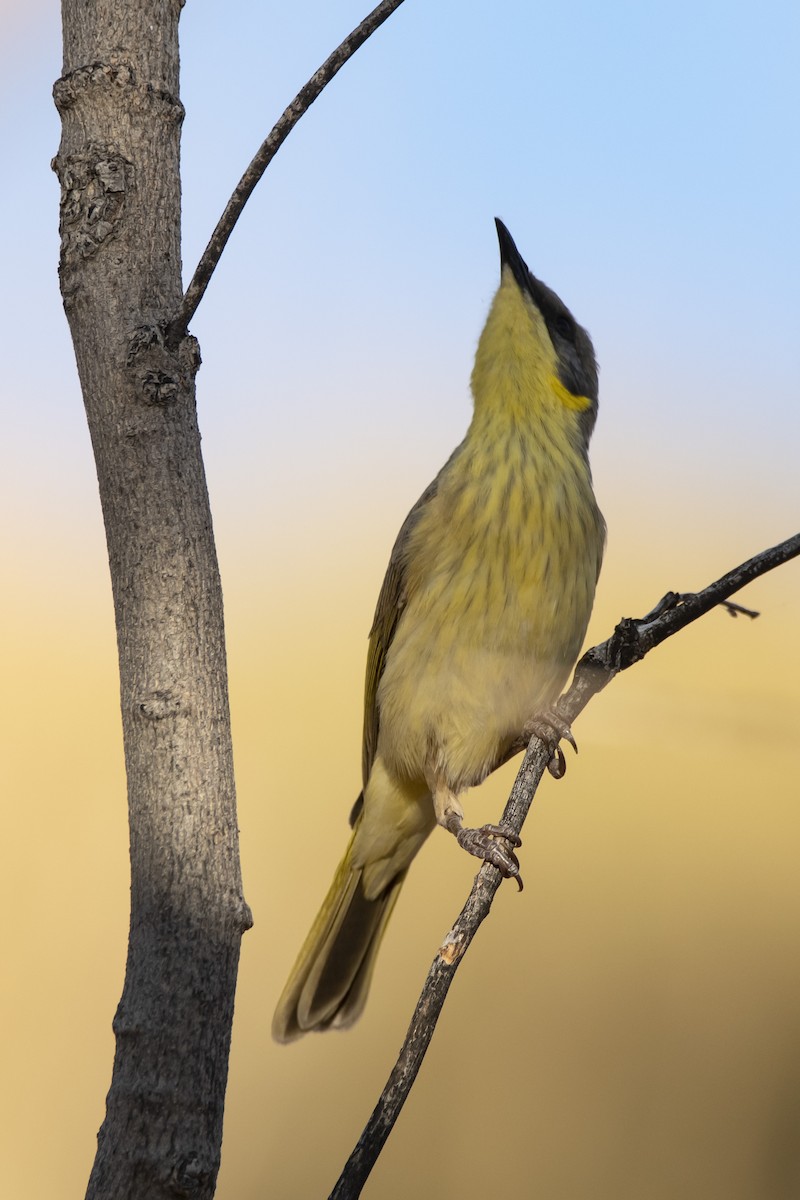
left=722, top=600, right=760, bottom=618
left=167, top=0, right=407, bottom=345
left=329, top=531, right=800, bottom=1200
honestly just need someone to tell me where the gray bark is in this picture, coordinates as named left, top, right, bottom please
left=53, top=3, right=251, bottom=1197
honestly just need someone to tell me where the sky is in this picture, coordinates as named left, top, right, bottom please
left=1, top=2, right=799, bottom=1198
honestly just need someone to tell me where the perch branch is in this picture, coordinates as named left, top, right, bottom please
left=168, top=0, right=407, bottom=344
left=329, top=531, right=800, bottom=1200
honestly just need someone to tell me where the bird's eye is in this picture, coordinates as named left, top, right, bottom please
left=553, top=314, right=574, bottom=340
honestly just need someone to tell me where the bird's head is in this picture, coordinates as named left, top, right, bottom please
left=471, top=219, right=599, bottom=448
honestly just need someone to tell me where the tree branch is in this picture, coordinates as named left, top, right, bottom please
left=167, top=0, right=407, bottom=346
left=329, top=531, right=800, bottom=1200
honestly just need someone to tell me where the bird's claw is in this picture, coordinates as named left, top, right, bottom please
left=525, top=709, right=578, bottom=777
left=547, top=745, right=567, bottom=779
left=455, top=823, right=524, bottom=891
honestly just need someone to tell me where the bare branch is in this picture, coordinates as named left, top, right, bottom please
left=167, top=0, right=407, bottom=345
left=329, top=531, right=800, bottom=1200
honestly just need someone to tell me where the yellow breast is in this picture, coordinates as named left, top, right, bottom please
left=376, top=411, right=604, bottom=791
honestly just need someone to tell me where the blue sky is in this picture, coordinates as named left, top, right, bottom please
left=3, top=0, right=798, bottom=566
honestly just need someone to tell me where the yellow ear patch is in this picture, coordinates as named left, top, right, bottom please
left=549, top=374, right=592, bottom=412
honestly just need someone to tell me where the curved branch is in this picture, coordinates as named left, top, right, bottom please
left=167, top=0, right=407, bottom=345
left=329, top=531, right=800, bottom=1200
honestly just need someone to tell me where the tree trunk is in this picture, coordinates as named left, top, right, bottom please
left=52, top=3, right=251, bottom=1197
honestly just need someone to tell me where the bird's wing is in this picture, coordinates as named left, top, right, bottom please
left=360, top=470, right=445, bottom=791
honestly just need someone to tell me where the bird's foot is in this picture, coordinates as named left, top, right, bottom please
left=444, top=814, right=523, bottom=891
left=524, top=709, right=578, bottom=779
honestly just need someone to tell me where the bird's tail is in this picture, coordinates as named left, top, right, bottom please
left=271, top=827, right=407, bottom=1043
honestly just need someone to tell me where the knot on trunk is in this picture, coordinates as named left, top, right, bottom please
left=127, top=324, right=202, bottom=409
left=52, top=143, right=132, bottom=271
left=168, top=1153, right=216, bottom=1197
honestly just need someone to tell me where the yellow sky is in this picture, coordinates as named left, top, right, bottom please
left=4, top=514, right=799, bottom=1199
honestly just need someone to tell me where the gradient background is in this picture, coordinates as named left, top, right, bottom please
left=2, top=1, right=799, bottom=1197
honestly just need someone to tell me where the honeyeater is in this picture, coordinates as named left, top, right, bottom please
left=272, top=219, right=605, bottom=1042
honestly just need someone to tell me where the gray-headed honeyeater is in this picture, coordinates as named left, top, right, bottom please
left=272, top=220, right=605, bottom=1042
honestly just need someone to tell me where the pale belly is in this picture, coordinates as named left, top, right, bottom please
left=376, top=542, right=597, bottom=792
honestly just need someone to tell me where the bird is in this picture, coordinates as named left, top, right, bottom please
left=272, top=219, right=605, bottom=1042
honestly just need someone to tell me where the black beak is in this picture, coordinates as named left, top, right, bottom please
left=495, top=218, right=532, bottom=294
